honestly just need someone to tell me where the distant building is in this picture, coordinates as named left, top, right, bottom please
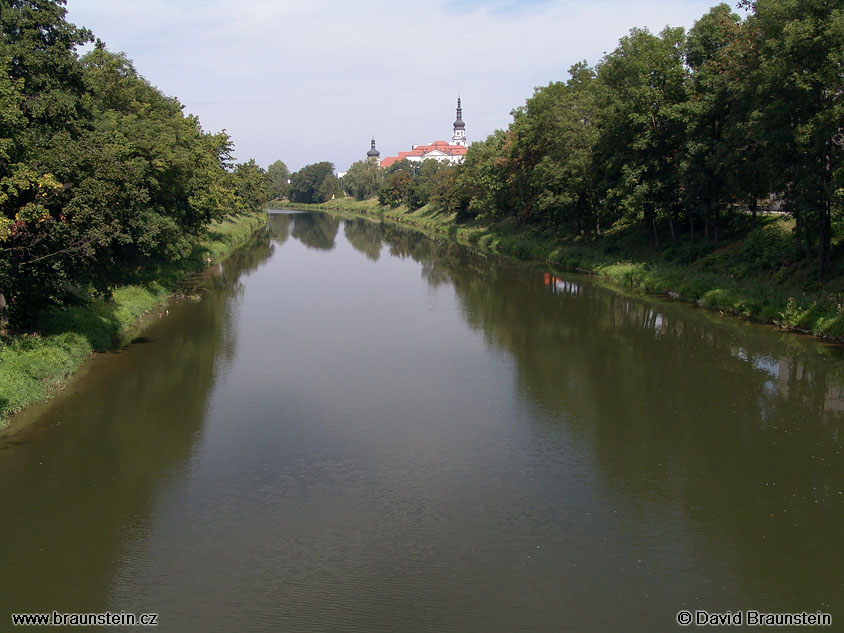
left=366, top=138, right=380, bottom=164
left=451, top=97, right=466, bottom=147
left=380, top=98, right=468, bottom=168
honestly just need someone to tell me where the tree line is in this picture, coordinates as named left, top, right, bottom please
left=321, top=0, right=844, bottom=281
left=0, top=0, right=288, bottom=328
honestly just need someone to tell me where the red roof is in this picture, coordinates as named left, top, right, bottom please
left=381, top=141, right=466, bottom=166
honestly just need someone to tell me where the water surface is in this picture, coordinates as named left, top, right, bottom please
left=1, top=211, right=841, bottom=632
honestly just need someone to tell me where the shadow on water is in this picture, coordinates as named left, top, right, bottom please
left=341, top=215, right=844, bottom=612
left=0, top=229, right=275, bottom=617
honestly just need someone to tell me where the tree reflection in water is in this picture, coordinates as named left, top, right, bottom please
left=327, top=214, right=844, bottom=612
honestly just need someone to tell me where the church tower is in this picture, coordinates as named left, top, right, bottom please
left=452, top=97, right=466, bottom=147
left=366, top=137, right=380, bottom=164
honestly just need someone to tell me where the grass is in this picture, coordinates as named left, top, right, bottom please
left=278, top=199, right=844, bottom=342
left=0, top=211, right=267, bottom=427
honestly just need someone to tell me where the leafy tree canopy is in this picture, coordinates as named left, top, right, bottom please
left=289, top=162, right=338, bottom=204
left=0, top=0, right=271, bottom=326
left=266, top=159, right=290, bottom=199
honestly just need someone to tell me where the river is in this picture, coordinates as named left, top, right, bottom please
left=1, top=211, right=841, bottom=632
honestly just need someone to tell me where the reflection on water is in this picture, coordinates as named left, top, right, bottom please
left=332, top=217, right=844, bottom=613
left=290, top=212, right=340, bottom=251
left=265, top=212, right=291, bottom=245
left=0, top=230, right=274, bottom=617
left=344, top=218, right=383, bottom=261
left=0, top=213, right=841, bottom=632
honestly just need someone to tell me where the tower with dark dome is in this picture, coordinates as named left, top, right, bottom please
left=377, top=98, right=469, bottom=168
left=366, top=138, right=380, bottom=163
left=452, top=97, right=466, bottom=147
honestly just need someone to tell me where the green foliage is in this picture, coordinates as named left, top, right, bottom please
left=740, top=224, right=795, bottom=272
left=378, top=170, right=412, bottom=208
left=748, top=0, right=844, bottom=277
left=661, top=240, right=716, bottom=264
left=506, top=62, right=601, bottom=232
left=0, top=4, right=272, bottom=328
left=342, top=159, right=382, bottom=201
left=596, top=26, right=690, bottom=246
left=375, top=0, right=844, bottom=283
left=266, top=159, right=290, bottom=199
left=682, top=4, right=744, bottom=243
left=0, top=331, right=92, bottom=422
left=407, top=160, right=453, bottom=211
left=289, top=162, right=338, bottom=204
left=368, top=158, right=459, bottom=211
left=434, top=131, right=508, bottom=222
left=230, top=159, right=271, bottom=213
left=0, top=210, right=264, bottom=425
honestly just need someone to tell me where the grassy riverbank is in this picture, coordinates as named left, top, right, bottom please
left=276, top=199, right=844, bottom=341
left=0, top=211, right=267, bottom=427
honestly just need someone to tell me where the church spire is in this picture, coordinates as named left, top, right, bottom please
left=452, top=96, right=466, bottom=146
left=366, top=137, right=380, bottom=162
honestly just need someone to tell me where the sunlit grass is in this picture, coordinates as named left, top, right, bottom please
left=0, top=211, right=266, bottom=427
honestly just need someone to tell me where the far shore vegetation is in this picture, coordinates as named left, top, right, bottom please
left=278, top=0, right=844, bottom=341
left=273, top=198, right=844, bottom=342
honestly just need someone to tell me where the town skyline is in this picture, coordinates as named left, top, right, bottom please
left=66, top=0, right=730, bottom=172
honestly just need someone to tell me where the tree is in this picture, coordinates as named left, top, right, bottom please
left=0, top=3, right=260, bottom=327
left=712, top=9, right=771, bottom=234
left=595, top=27, right=690, bottom=247
left=266, top=159, right=289, bottom=199
left=407, top=159, right=452, bottom=211
left=342, top=159, right=382, bottom=200
left=505, top=62, right=602, bottom=234
left=0, top=0, right=93, bottom=323
left=744, top=0, right=844, bottom=278
left=230, top=159, right=271, bottom=213
left=289, top=161, right=338, bottom=204
left=682, top=3, right=743, bottom=245
left=434, top=130, right=508, bottom=222
left=378, top=170, right=412, bottom=207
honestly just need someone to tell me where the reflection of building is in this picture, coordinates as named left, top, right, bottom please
left=380, top=98, right=468, bottom=168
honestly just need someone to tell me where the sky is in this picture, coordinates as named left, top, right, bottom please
left=64, top=0, right=725, bottom=173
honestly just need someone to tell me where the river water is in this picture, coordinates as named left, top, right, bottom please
left=1, top=211, right=841, bottom=632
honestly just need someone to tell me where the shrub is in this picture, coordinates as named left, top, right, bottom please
left=740, top=225, right=794, bottom=273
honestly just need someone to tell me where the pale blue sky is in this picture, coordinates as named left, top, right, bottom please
left=64, top=0, right=726, bottom=172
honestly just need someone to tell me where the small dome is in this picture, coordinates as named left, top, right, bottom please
left=367, top=138, right=380, bottom=157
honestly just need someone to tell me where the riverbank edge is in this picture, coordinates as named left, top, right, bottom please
left=272, top=199, right=844, bottom=342
left=0, top=210, right=268, bottom=427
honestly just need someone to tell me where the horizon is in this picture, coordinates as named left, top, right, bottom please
left=65, top=0, right=727, bottom=173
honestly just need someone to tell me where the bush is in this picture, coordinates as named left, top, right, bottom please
left=740, top=225, right=794, bottom=273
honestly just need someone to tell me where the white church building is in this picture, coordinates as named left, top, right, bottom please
left=378, top=98, right=468, bottom=168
